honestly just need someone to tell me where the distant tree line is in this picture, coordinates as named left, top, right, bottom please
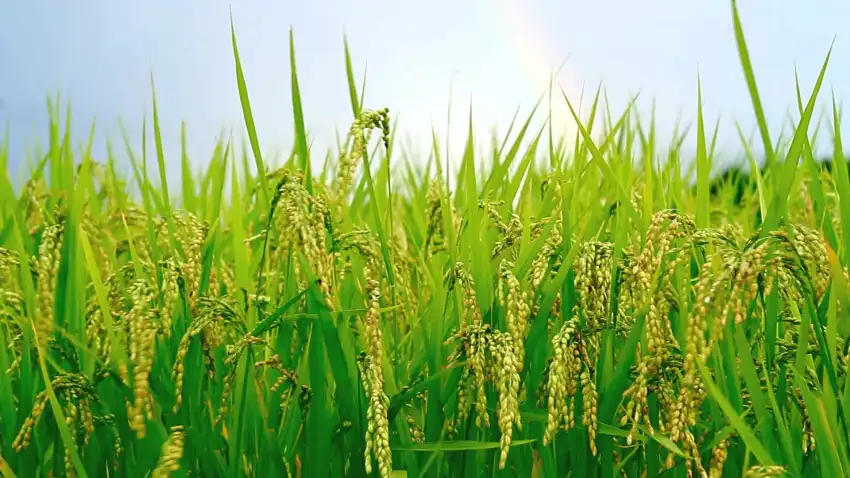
left=706, top=155, right=850, bottom=206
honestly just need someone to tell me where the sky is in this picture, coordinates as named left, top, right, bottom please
left=1, top=0, right=848, bottom=183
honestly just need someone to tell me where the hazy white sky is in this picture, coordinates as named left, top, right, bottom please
left=1, top=0, right=848, bottom=180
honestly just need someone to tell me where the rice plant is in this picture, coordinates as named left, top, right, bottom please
left=2, top=1, right=850, bottom=477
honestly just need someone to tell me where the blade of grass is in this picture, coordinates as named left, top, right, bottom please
left=230, top=11, right=270, bottom=210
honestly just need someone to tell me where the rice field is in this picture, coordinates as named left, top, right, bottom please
left=2, top=3, right=850, bottom=477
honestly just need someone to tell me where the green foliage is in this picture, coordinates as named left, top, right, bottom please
left=1, top=2, right=849, bottom=477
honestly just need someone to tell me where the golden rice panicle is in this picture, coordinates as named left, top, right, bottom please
left=445, top=322, right=491, bottom=433
left=95, top=414, right=123, bottom=468
left=543, top=318, right=582, bottom=446
left=580, top=366, right=598, bottom=456
left=218, top=334, right=265, bottom=424
left=405, top=411, right=425, bottom=444
left=622, top=291, right=677, bottom=444
left=151, top=425, right=186, bottom=478
left=334, top=107, right=390, bottom=204
left=392, top=251, right=419, bottom=321
left=488, top=330, right=521, bottom=469
left=449, top=264, right=490, bottom=430
left=126, top=279, right=159, bottom=438
left=57, top=375, right=97, bottom=445
left=255, top=353, right=297, bottom=398
left=785, top=223, right=830, bottom=299
left=84, top=295, right=111, bottom=361
left=498, top=260, right=530, bottom=371
left=529, top=222, right=563, bottom=291
left=388, top=225, right=422, bottom=321
left=309, top=194, right=335, bottom=306
left=81, top=211, right=113, bottom=281
left=646, top=291, right=676, bottom=369
left=172, top=318, right=210, bottom=414
left=573, top=241, right=613, bottom=331
left=0, top=247, right=20, bottom=282
left=112, top=207, right=155, bottom=266
left=170, top=212, right=207, bottom=314
left=23, top=178, right=48, bottom=235
left=452, top=263, right=483, bottom=329
left=743, top=465, right=788, bottom=477
left=34, top=221, right=65, bottom=349
left=171, top=296, right=244, bottom=415
left=619, top=211, right=695, bottom=317
left=540, top=171, right=563, bottom=199
left=572, top=240, right=613, bottom=363
left=490, top=212, right=525, bottom=260
left=0, top=249, right=25, bottom=358
left=618, top=220, right=682, bottom=444
left=12, top=390, right=49, bottom=452
left=445, top=340, right=472, bottom=434
left=60, top=378, right=96, bottom=478
left=620, top=344, right=649, bottom=445
left=13, top=374, right=97, bottom=461
left=273, top=180, right=335, bottom=308
left=424, top=177, right=457, bottom=257
left=709, top=437, right=729, bottom=478
left=689, top=256, right=723, bottom=360
left=159, top=257, right=181, bottom=338
left=479, top=200, right=510, bottom=236
left=215, top=260, right=237, bottom=297
left=662, top=252, right=730, bottom=472
left=793, top=383, right=817, bottom=453
left=87, top=266, right=139, bottom=376
left=63, top=404, right=79, bottom=477
left=360, top=276, right=393, bottom=478
left=719, top=240, right=771, bottom=329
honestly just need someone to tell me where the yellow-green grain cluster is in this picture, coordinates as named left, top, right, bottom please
left=1, top=10, right=849, bottom=477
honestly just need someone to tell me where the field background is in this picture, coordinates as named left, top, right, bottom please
left=2, top=1, right=850, bottom=477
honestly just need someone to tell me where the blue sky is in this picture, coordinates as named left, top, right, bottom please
left=1, top=0, right=848, bottom=182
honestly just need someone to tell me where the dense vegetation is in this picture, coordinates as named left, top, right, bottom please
left=2, top=2, right=850, bottom=477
